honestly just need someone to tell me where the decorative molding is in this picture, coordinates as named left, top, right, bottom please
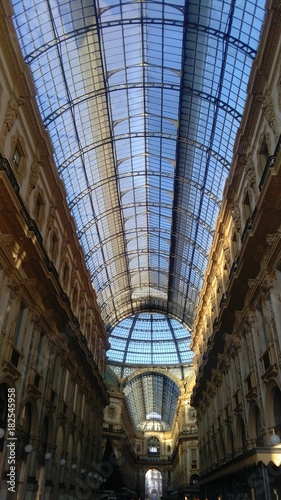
left=7, top=275, right=20, bottom=296
left=19, top=277, right=37, bottom=289
left=0, top=232, right=13, bottom=247
left=247, top=277, right=260, bottom=289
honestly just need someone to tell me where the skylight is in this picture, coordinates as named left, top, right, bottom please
left=11, top=0, right=266, bottom=338
left=108, top=313, right=192, bottom=366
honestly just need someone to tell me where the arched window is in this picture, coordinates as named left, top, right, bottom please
left=22, top=403, right=32, bottom=446
left=72, top=286, right=78, bottom=310
left=42, top=416, right=48, bottom=454
left=236, top=416, right=247, bottom=453
left=258, top=135, right=269, bottom=176
left=145, top=469, right=162, bottom=500
left=273, top=387, right=281, bottom=437
left=56, top=426, right=65, bottom=463
left=0, top=384, right=8, bottom=452
left=62, top=262, right=70, bottom=288
left=190, top=473, right=199, bottom=486
left=50, top=230, right=58, bottom=259
left=11, top=137, right=26, bottom=183
left=226, top=425, right=235, bottom=458
left=14, top=300, right=27, bottom=349
left=148, top=436, right=160, bottom=455
left=34, top=192, right=44, bottom=220
left=243, top=191, right=252, bottom=226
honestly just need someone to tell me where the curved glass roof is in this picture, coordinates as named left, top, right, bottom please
left=108, top=313, right=193, bottom=365
left=11, top=0, right=266, bottom=336
left=123, top=372, right=180, bottom=431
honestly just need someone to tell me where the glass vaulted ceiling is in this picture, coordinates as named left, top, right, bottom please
left=123, top=372, right=181, bottom=431
left=12, top=0, right=266, bottom=340
left=108, top=313, right=193, bottom=365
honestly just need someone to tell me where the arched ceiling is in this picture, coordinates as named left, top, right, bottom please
left=11, top=0, right=266, bottom=335
left=123, top=372, right=181, bottom=431
left=108, top=312, right=193, bottom=366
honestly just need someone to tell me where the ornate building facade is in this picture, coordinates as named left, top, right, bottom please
left=102, top=366, right=198, bottom=500
left=191, top=0, right=281, bottom=497
left=0, top=2, right=109, bottom=498
left=0, top=2, right=198, bottom=499
left=1, top=0, right=281, bottom=499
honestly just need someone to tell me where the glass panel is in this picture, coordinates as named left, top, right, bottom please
left=108, top=313, right=192, bottom=365
left=11, top=0, right=266, bottom=344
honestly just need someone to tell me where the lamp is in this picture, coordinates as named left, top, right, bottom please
left=71, top=463, right=77, bottom=470
left=269, top=429, right=281, bottom=446
left=0, top=428, right=5, bottom=439
left=60, top=459, right=66, bottom=466
left=44, top=452, right=52, bottom=461
left=80, top=468, right=86, bottom=474
left=24, top=444, right=33, bottom=453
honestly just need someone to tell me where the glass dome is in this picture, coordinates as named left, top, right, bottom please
left=107, top=313, right=193, bottom=365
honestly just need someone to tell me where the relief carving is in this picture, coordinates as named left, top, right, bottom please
left=245, top=155, right=258, bottom=197
left=7, top=275, right=20, bottom=296
left=2, top=95, right=25, bottom=136
left=230, top=203, right=241, bottom=233
left=46, top=203, right=57, bottom=234
left=0, top=232, right=13, bottom=248
left=247, top=277, right=260, bottom=289
left=256, top=90, right=278, bottom=135
left=266, top=231, right=280, bottom=255
left=28, top=160, right=39, bottom=193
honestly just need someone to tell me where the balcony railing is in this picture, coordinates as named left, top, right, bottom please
left=0, top=154, right=20, bottom=193
left=229, top=258, right=239, bottom=278
left=259, top=134, right=281, bottom=191
left=220, top=291, right=227, bottom=307
left=241, top=208, right=257, bottom=243
left=0, top=153, right=95, bottom=364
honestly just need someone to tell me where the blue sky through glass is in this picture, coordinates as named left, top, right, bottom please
left=11, top=0, right=266, bottom=365
left=108, top=313, right=192, bottom=365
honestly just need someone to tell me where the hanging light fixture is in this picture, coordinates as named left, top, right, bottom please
left=24, top=444, right=33, bottom=453
left=269, top=428, right=281, bottom=446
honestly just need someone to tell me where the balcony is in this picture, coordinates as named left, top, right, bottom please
left=229, top=258, right=239, bottom=278
left=241, top=208, right=257, bottom=243
left=258, top=134, right=281, bottom=191
left=220, top=292, right=228, bottom=307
